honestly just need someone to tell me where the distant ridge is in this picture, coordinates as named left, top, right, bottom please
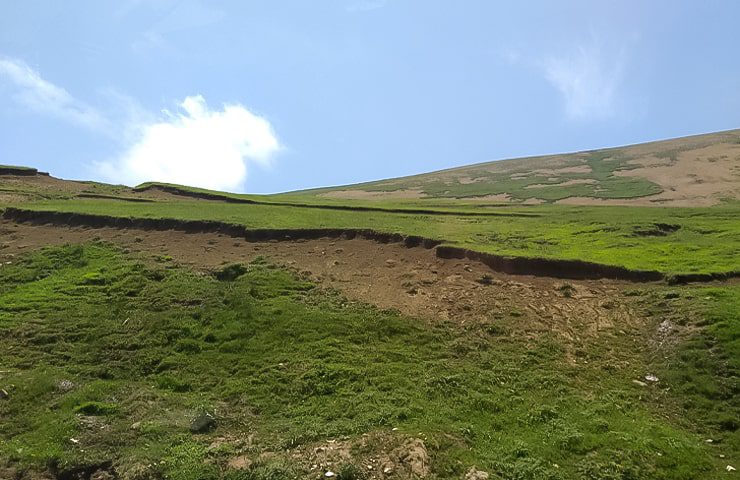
left=299, top=129, right=740, bottom=207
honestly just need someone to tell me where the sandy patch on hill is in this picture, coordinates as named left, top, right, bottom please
left=318, top=189, right=426, bottom=200
left=529, top=164, right=593, bottom=176
left=614, top=144, right=740, bottom=205
left=457, top=176, right=479, bottom=184
left=557, top=143, right=740, bottom=206
left=0, top=174, right=92, bottom=197
left=466, top=193, right=513, bottom=202
left=524, top=179, right=597, bottom=189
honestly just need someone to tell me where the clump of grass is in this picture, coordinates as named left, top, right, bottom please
left=74, top=401, right=117, bottom=416
left=556, top=283, right=576, bottom=298
left=337, top=463, right=368, bottom=480
left=81, top=271, right=107, bottom=285
left=214, top=263, right=249, bottom=281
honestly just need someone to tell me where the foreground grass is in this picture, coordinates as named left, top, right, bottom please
left=1, top=244, right=737, bottom=479
left=8, top=199, right=739, bottom=275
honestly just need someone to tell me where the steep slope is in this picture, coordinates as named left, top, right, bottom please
left=309, top=129, right=740, bottom=206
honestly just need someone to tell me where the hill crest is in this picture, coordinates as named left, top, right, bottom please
left=308, top=129, right=740, bottom=206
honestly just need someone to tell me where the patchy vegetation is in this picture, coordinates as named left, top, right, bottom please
left=301, top=129, right=740, bottom=206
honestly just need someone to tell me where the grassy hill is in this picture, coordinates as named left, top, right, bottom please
left=0, top=131, right=738, bottom=479
left=297, top=129, right=740, bottom=207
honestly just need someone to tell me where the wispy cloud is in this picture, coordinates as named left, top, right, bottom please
left=542, top=43, right=626, bottom=121
left=97, top=95, right=282, bottom=191
left=0, top=56, right=282, bottom=191
left=128, top=0, right=224, bottom=55
left=346, top=0, right=386, bottom=13
left=0, top=56, right=110, bottom=132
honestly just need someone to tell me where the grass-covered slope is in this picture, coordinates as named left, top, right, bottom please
left=6, top=198, right=739, bottom=276
left=1, top=244, right=737, bottom=479
left=298, top=129, right=740, bottom=206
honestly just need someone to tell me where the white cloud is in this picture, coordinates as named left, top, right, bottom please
left=97, top=95, right=281, bottom=191
left=542, top=44, right=626, bottom=120
left=0, top=56, right=282, bottom=191
left=0, top=56, right=109, bottom=132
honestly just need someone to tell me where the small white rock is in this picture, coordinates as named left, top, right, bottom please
left=644, top=374, right=659, bottom=382
left=383, top=467, right=393, bottom=474
left=325, top=471, right=335, bottom=477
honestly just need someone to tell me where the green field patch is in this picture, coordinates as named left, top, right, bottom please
left=0, top=245, right=736, bottom=478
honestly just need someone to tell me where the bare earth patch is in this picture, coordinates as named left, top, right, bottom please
left=524, top=179, right=597, bottom=189
left=0, top=219, right=643, bottom=350
left=318, top=189, right=426, bottom=200
left=613, top=143, right=740, bottom=206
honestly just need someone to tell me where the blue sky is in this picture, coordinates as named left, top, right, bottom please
left=1, top=1, right=739, bottom=193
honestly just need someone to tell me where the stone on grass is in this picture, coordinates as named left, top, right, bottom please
left=190, top=412, right=216, bottom=433
left=465, top=467, right=490, bottom=480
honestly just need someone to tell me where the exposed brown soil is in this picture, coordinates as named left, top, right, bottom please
left=318, top=189, right=426, bottom=200
left=1, top=217, right=647, bottom=344
left=0, top=174, right=107, bottom=198
left=524, top=179, right=597, bottom=189
left=3, top=208, right=676, bottom=282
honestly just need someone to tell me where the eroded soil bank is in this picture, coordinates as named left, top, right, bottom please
left=1, top=218, right=641, bottom=343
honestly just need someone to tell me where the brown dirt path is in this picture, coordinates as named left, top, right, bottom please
left=0, top=219, right=643, bottom=346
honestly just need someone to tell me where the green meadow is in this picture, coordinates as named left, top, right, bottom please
left=1, top=244, right=737, bottom=479
left=7, top=198, right=739, bottom=275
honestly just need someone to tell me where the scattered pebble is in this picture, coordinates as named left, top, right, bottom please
left=383, top=467, right=393, bottom=474
left=465, top=467, right=490, bottom=480
left=324, top=471, right=335, bottom=477
left=56, top=379, right=75, bottom=392
left=645, top=374, right=659, bottom=382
